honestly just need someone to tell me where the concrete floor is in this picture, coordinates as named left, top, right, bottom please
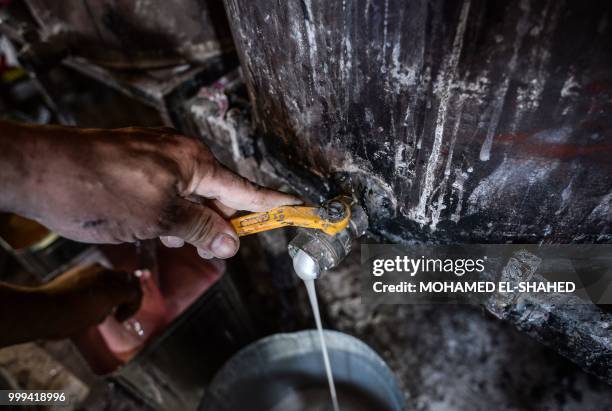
left=315, top=251, right=612, bottom=411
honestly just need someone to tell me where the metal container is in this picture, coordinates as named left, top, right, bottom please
left=223, top=0, right=612, bottom=245
left=72, top=245, right=256, bottom=411
left=108, top=275, right=255, bottom=410
left=200, top=330, right=405, bottom=411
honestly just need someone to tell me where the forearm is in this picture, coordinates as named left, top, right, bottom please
left=1, top=120, right=31, bottom=213
left=0, top=282, right=53, bottom=347
left=0, top=120, right=54, bottom=215
left=0, top=120, right=89, bottom=220
left=0, top=120, right=301, bottom=257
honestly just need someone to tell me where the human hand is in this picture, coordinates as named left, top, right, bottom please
left=7, top=124, right=301, bottom=258
left=0, top=263, right=142, bottom=347
left=38, top=264, right=143, bottom=339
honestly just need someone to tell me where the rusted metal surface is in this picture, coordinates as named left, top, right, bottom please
left=25, top=0, right=234, bottom=68
left=223, top=0, right=612, bottom=244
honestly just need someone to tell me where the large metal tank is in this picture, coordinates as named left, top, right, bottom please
left=25, top=0, right=234, bottom=68
left=222, top=0, right=612, bottom=244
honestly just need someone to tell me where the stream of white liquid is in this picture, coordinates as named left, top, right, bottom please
left=303, top=279, right=340, bottom=411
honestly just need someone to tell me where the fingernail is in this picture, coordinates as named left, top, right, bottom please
left=211, top=233, right=238, bottom=258
left=161, top=236, right=184, bottom=248
left=290, top=197, right=303, bottom=205
left=197, top=248, right=213, bottom=259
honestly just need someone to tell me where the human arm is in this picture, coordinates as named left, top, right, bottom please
left=0, top=264, right=142, bottom=348
left=0, top=120, right=301, bottom=258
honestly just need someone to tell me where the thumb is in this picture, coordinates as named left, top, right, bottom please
left=164, top=198, right=239, bottom=259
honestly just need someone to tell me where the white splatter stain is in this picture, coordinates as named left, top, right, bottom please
left=390, top=42, right=418, bottom=89
left=585, top=191, right=612, bottom=224
left=479, top=0, right=531, bottom=161
left=394, top=143, right=410, bottom=175
left=467, top=156, right=559, bottom=215
left=302, top=0, right=319, bottom=96
left=410, top=0, right=471, bottom=225
left=555, top=177, right=574, bottom=216
left=560, top=74, right=580, bottom=98
left=450, top=169, right=470, bottom=223
left=430, top=98, right=465, bottom=231
left=381, top=0, right=389, bottom=73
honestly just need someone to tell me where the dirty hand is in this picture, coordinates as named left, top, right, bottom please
left=0, top=264, right=142, bottom=346
left=0, top=122, right=302, bottom=258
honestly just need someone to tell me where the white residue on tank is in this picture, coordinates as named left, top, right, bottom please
left=418, top=65, right=432, bottom=95
left=290, top=15, right=304, bottom=49
left=364, top=108, right=375, bottom=128
left=555, top=177, right=574, bottom=215
left=585, top=191, right=612, bottom=225
left=479, top=78, right=509, bottom=162
left=394, top=143, right=413, bottom=178
left=430, top=99, right=465, bottom=231
left=479, top=0, right=531, bottom=161
left=450, top=168, right=470, bottom=223
left=558, top=72, right=581, bottom=117
left=380, top=0, right=390, bottom=73
left=467, top=157, right=510, bottom=214
left=302, top=0, right=320, bottom=96
left=390, top=43, right=418, bottom=91
left=560, top=73, right=580, bottom=98
left=519, top=2, right=561, bottom=128
left=533, top=126, right=572, bottom=144
left=523, top=2, right=559, bottom=109
left=409, top=0, right=471, bottom=226
left=452, top=71, right=491, bottom=105
left=340, top=0, right=354, bottom=111
left=467, top=157, right=559, bottom=215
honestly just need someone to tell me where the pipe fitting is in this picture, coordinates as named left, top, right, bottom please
left=288, top=203, right=368, bottom=280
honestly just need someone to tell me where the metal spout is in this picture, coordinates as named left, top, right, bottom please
left=288, top=203, right=368, bottom=280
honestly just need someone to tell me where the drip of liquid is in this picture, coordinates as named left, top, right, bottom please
left=304, top=279, right=340, bottom=411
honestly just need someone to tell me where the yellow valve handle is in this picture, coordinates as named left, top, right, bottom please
left=231, top=203, right=351, bottom=237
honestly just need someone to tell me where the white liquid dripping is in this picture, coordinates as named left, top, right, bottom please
left=304, top=279, right=340, bottom=411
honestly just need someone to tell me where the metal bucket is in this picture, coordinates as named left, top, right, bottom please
left=200, top=330, right=405, bottom=411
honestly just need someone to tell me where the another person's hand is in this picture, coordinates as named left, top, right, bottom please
left=1, top=123, right=301, bottom=258
left=38, top=264, right=143, bottom=339
left=0, top=263, right=142, bottom=347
